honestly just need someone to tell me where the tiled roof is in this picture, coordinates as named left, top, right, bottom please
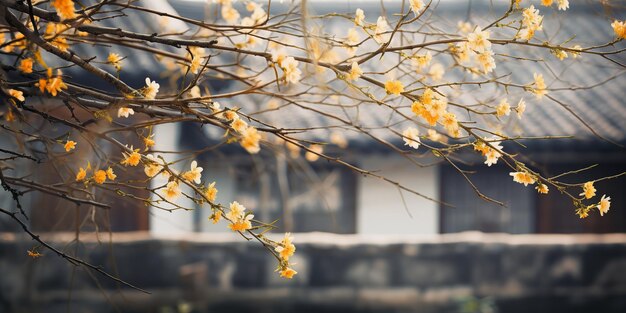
left=10, top=0, right=623, bottom=151
left=167, top=0, right=626, bottom=151
left=18, top=0, right=184, bottom=90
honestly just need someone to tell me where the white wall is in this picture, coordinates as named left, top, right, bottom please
left=149, top=123, right=195, bottom=234
left=149, top=126, right=440, bottom=235
left=357, top=154, right=439, bottom=235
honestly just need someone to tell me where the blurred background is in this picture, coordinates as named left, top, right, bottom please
left=1, top=0, right=626, bottom=312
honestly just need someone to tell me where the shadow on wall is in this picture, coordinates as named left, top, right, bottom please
left=2, top=232, right=626, bottom=313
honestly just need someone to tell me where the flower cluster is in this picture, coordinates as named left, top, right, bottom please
left=612, top=20, right=626, bottom=40
left=510, top=171, right=536, bottom=186
left=530, top=73, right=548, bottom=99
left=143, top=77, right=160, bottom=100
left=279, top=57, right=302, bottom=85
left=275, top=233, right=297, bottom=279
left=108, top=53, right=123, bottom=71
left=402, top=127, right=421, bottom=149
left=541, top=0, right=569, bottom=11
left=411, top=89, right=447, bottom=126
left=51, top=0, right=77, bottom=20
left=64, top=140, right=76, bottom=152
left=18, top=58, right=33, bottom=74
left=226, top=201, right=254, bottom=232
left=575, top=181, right=611, bottom=218
left=121, top=148, right=141, bottom=167
left=453, top=26, right=496, bottom=74
left=518, top=5, right=543, bottom=41
left=75, top=164, right=116, bottom=185
left=37, top=68, right=68, bottom=97
left=474, top=137, right=504, bottom=167
left=384, top=80, right=404, bottom=95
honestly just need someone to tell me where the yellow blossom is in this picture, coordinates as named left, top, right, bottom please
left=205, top=182, right=218, bottom=202
left=552, top=49, right=568, bottom=61
left=93, top=170, right=107, bottom=184
left=427, top=129, right=443, bottom=142
left=186, top=46, right=205, bottom=74
left=37, top=69, right=68, bottom=97
left=541, top=0, right=554, bottom=6
left=576, top=206, right=590, bottom=219
left=9, top=89, right=25, bottom=102
left=143, top=134, right=155, bottom=150
left=76, top=167, right=87, bottom=181
left=441, top=112, right=459, bottom=136
left=64, top=140, right=76, bottom=152
left=222, top=110, right=238, bottom=121
left=143, top=77, right=160, bottom=99
left=347, top=62, right=363, bottom=81
left=570, top=45, right=582, bottom=58
left=107, top=53, right=123, bottom=71
left=226, top=201, right=253, bottom=232
left=221, top=4, right=240, bottom=23
left=402, top=127, right=421, bottom=149
left=144, top=154, right=163, bottom=177
left=275, top=233, right=296, bottom=261
left=516, top=98, right=526, bottom=119
left=27, top=249, right=43, bottom=258
left=279, top=267, right=297, bottom=279
left=411, top=88, right=448, bottom=126
left=454, top=42, right=472, bottom=63
left=519, top=5, right=543, bottom=41
left=226, top=201, right=245, bottom=220
left=209, top=210, right=222, bottom=224
left=162, top=181, right=181, bottom=201
left=384, top=80, right=404, bottom=95
left=354, top=8, right=365, bottom=26
left=410, top=0, right=425, bottom=15
left=231, top=118, right=248, bottom=133
left=344, top=28, right=360, bottom=56
left=510, top=171, right=536, bottom=186
left=612, top=20, right=626, bottom=39
left=182, top=160, right=203, bottom=184
left=411, top=51, right=432, bottom=71
left=51, top=0, right=77, bottom=20
left=47, top=70, right=68, bottom=96
left=557, top=0, right=569, bottom=11
left=279, top=57, right=301, bottom=84
left=51, top=37, right=69, bottom=52
left=496, top=98, right=511, bottom=117
left=106, top=167, right=116, bottom=180
left=467, top=26, right=491, bottom=53
left=374, top=16, right=390, bottom=44
left=240, top=126, right=261, bottom=154
left=477, top=50, right=496, bottom=74
left=18, top=58, right=33, bottom=74
left=579, top=181, right=596, bottom=199
left=517, top=27, right=536, bottom=41
left=531, top=73, right=547, bottom=99
left=121, top=149, right=141, bottom=166
left=474, top=137, right=503, bottom=167
left=536, top=183, right=549, bottom=194
left=245, top=1, right=258, bottom=11
left=597, top=195, right=611, bottom=216
left=117, top=107, right=134, bottom=118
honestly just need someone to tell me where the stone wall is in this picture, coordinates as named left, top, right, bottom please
left=1, top=232, right=626, bottom=313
